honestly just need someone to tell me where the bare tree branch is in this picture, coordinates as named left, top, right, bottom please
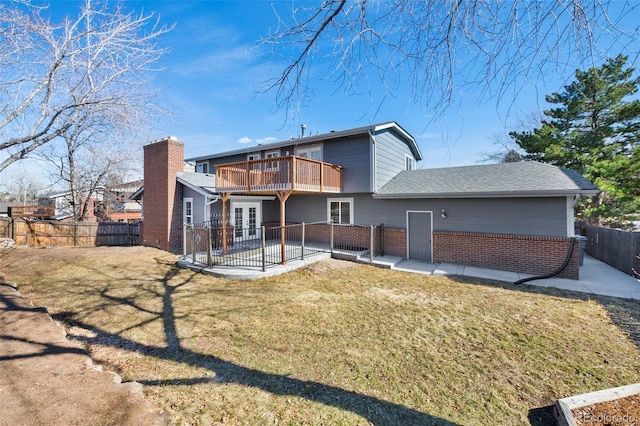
left=260, top=0, right=640, bottom=118
left=0, top=0, right=172, bottom=172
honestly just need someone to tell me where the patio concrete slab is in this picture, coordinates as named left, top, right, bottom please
left=178, top=252, right=331, bottom=280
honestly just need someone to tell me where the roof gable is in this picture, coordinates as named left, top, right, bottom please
left=374, top=161, right=598, bottom=198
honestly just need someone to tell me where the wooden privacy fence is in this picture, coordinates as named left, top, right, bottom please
left=0, top=217, right=140, bottom=247
left=578, top=223, right=640, bottom=277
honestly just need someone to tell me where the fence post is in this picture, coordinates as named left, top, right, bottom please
left=330, top=221, right=334, bottom=254
left=192, top=225, right=196, bottom=264
left=207, top=226, right=213, bottom=267
left=74, top=222, right=78, bottom=246
left=183, top=224, right=187, bottom=258
left=261, top=226, right=266, bottom=272
left=301, top=222, right=305, bottom=261
left=370, top=225, right=374, bottom=262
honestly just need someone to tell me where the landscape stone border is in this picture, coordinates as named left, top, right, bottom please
left=554, top=383, right=640, bottom=426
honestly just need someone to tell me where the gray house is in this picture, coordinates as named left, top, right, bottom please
left=140, top=122, right=597, bottom=279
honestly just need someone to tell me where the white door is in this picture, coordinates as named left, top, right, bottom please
left=231, top=201, right=261, bottom=242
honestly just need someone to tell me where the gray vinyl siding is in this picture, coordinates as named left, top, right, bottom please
left=374, top=131, right=414, bottom=191
left=262, top=199, right=280, bottom=223
left=283, top=194, right=569, bottom=237
left=182, top=187, right=208, bottom=224
left=322, top=135, right=371, bottom=193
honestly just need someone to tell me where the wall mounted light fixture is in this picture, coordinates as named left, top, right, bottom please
left=441, top=209, right=447, bottom=219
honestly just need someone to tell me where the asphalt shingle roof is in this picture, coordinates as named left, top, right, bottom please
left=177, top=172, right=216, bottom=196
left=374, top=161, right=598, bottom=198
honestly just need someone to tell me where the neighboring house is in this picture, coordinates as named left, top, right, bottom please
left=104, top=180, right=143, bottom=222
left=38, top=190, right=103, bottom=222
left=139, top=123, right=598, bottom=279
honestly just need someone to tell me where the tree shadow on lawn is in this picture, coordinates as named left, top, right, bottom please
left=448, top=275, right=640, bottom=350
left=49, top=261, right=459, bottom=426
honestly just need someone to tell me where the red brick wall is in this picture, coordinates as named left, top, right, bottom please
left=142, top=137, right=184, bottom=252
left=433, top=231, right=580, bottom=279
left=382, top=227, right=406, bottom=257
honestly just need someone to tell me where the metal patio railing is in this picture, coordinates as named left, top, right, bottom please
left=183, top=221, right=385, bottom=271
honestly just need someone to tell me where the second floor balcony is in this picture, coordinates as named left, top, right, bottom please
left=215, top=156, right=342, bottom=194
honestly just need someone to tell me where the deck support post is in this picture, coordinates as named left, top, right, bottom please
left=276, top=190, right=292, bottom=264
left=220, top=192, right=231, bottom=255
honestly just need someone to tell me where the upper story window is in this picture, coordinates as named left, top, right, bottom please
left=265, top=151, right=280, bottom=170
left=196, top=163, right=209, bottom=174
left=295, top=144, right=322, bottom=161
left=405, top=155, right=415, bottom=171
left=247, top=153, right=261, bottom=170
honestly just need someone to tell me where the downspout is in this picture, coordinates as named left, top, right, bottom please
left=206, top=195, right=220, bottom=223
left=515, top=193, right=582, bottom=285
left=514, top=237, right=577, bottom=285
left=369, top=130, right=376, bottom=193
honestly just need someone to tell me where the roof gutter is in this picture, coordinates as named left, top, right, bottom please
left=372, top=189, right=599, bottom=199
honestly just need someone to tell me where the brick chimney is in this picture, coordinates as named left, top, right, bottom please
left=142, top=136, right=184, bottom=252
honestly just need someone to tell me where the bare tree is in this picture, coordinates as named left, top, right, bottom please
left=261, top=1, right=640, bottom=115
left=39, top=112, right=140, bottom=221
left=0, top=170, right=46, bottom=204
left=478, top=132, right=523, bottom=163
left=0, top=0, right=171, bottom=172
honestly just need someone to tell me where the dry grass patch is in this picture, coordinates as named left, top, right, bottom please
left=1, top=246, right=639, bottom=425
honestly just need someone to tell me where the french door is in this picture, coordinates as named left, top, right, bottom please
left=231, top=202, right=261, bottom=242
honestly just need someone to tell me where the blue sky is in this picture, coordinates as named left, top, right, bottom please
left=6, top=0, right=640, bottom=189
left=143, top=0, right=556, bottom=168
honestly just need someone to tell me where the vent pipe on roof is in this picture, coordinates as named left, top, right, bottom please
left=301, top=124, right=306, bottom=138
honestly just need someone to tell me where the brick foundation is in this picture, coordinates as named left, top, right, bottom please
left=433, top=231, right=579, bottom=279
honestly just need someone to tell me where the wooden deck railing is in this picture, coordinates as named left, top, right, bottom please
left=215, top=156, right=342, bottom=193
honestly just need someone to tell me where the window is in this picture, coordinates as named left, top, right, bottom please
left=183, top=198, right=193, bottom=224
left=247, top=153, right=261, bottom=170
left=196, top=163, right=209, bottom=174
left=405, top=155, right=415, bottom=171
left=295, top=145, right=322, bottom=161
left=327, top=198, right=353, bottom=225
left=265, top=151, right=280, bottom=170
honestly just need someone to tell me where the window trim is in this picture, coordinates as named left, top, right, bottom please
left=405, top=154, right=415, bottom=171
left=196, top=163, right=209, bottom=174
left=265, top=150, right=280, bottom=170
left=295, top=144, right=323, bottom=161
left=183, top=197, right=194, bottom=225
left=327, top=197, right=354, bottom=225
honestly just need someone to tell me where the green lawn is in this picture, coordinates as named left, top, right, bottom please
left=2, top=246, right=639, bottom=425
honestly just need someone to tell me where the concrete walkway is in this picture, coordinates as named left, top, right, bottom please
left=179, top=252, right=640, bottom=301
left=385, top=254, right=640, bottom=300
